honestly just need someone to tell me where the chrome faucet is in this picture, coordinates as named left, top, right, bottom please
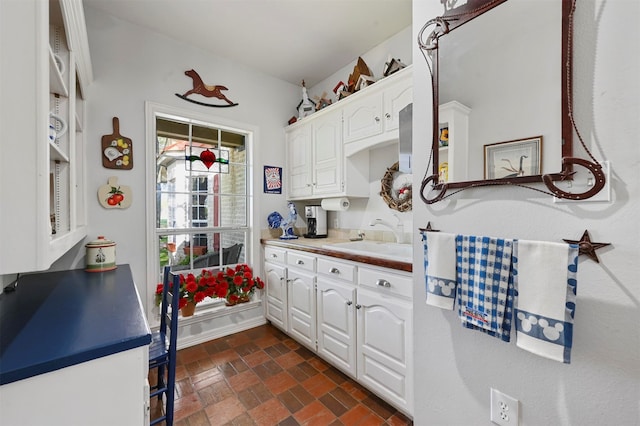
left=369, top=216, right=404, bottom=243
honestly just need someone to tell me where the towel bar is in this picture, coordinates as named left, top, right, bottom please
left=419, top=224, right=610, bottom=263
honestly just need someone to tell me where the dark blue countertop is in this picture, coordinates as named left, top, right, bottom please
left=0, top=264, right=151, bottom=385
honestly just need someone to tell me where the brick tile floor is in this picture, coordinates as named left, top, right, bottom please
left=149, top=324, right=412, bottom=426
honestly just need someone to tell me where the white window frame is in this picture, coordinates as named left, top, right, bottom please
left=145, top=102, right=257, bottom=323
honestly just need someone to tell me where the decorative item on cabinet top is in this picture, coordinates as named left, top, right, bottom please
left=101, top=117, right=133, bottom=169
left=175, top=69, right=238, bottom=107
left=383, top=57, right=407, bottom=77
left=297, top=80, right=316, bottom=119
left=98, top=176, right=132, bottom=209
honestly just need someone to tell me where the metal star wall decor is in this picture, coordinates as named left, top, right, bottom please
left=563, top=230, right=610, bottom=263
left=419, top=222, right=440, bottom=232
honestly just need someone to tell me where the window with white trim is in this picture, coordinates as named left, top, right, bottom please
left=151, top=111, right=251, bottom=305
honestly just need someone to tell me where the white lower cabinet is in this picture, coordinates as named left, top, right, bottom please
left=316, top=268, right=357, bottom=377
left=263, top=245, right=413, bottom=416
left=265, top=256, right=287, bottom=331
left=286, top=252, right=317, bottom=350
left=356, top=287, right=412, bottom=413
left=265, top=247, right=318, bottom=350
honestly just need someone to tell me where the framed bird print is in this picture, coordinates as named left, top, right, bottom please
left=484, top=136, right=542, bottom=180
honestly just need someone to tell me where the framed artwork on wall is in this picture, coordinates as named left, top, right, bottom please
left=263, top=166, right=282, bottom=194
left=484, top=136, right=542, bottom=179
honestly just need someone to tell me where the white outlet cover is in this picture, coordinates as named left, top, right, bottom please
left=553, top=160, right=611, bottom=203
left=491, top=388, right=520, bottom=426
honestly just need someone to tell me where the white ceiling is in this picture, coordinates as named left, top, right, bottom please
left=83, top=0, right=412, bottom=87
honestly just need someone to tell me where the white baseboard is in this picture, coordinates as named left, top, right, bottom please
left=174, top=300, right=267, bottom=350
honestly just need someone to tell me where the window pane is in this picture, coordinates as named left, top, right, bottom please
left=220, top=231, right=246, bottom=265
left=219, top=164, right=247, bottom=195
left=169, top=232, right=220, bottom=271
left=158, top=233, right=190, bottom=268
left=158, top=231, right=246, bottom=271
left=220, top=196, right=248, bottom=227
left=157, top=191, right=190, bottom=229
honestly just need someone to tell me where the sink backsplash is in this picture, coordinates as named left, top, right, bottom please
left=261, top=227, right=411, bottom=244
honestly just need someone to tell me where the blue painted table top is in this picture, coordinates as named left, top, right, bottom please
left=0, top=264, right=151, bottom=385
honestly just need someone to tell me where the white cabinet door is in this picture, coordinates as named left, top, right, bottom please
left=316, top=278, right=357, bottom=377
left=286, top=124, right=313, bottom=199
left=265, top=262, right=287, bottom=331
left=356, top=288, right=413, bottom=414
left=342, top=91, right=384, bottom=143
left=287, top=268, right=316, bottom=350
left=383, top=78, right=413, bottom=132
left=312, top=110, right=343, bottom=195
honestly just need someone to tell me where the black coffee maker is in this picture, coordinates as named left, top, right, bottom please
left=303, top=205, right=327, bottom=238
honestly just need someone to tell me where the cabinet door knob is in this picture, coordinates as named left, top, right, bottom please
left=355, top=304, right=362, bottom=309
left=376, top=279, right=391, bottom=288
left=329, top=267, right=340, bottom=274
left=346, top=300, right=352, bottom=306
left=385, top=113, right=391, bottom=119
left=297, top=259, right=304, bottom=265
left=280, top=277, right=285, bottom=281
left=374, top=116, right=380, bottom=123
left=271, top=253, right=277, bottom=258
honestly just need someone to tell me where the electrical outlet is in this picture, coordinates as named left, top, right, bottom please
left=491, top=388, right=519, bottom=426
left=553, top=160, right=611, bottom=203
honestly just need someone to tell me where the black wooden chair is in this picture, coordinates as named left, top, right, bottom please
left=148, top=266, right=180, bottom=425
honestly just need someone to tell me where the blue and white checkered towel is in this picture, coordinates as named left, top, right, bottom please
left=456, top=235, right=515, bottom=341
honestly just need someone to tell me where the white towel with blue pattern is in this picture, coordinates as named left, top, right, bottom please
left=514, top=240, right=579, bottom=364
left=421, top=231, right=457, bottom=310
left=456, top=235, right=514, bottom=340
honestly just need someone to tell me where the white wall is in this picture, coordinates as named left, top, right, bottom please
left=412, top=1, right=639, bottom=425
left=50, top=8, right=299, bottom=310
left=309, top=25, right=413, bottom=104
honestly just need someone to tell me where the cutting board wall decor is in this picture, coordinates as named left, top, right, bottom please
left=101, top=117, right=133, bottom=169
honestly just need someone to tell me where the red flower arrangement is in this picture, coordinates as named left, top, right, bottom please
left=155, top=264, right=265, bottom=310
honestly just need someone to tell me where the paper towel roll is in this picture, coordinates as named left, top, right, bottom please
left=321, top=197, right=350, bottom=211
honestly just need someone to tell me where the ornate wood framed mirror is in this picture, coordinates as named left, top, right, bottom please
left=417, top=0, right=606, bottom=204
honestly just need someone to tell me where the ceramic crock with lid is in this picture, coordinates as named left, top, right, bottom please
left=85, top=236, right=117, bottom=272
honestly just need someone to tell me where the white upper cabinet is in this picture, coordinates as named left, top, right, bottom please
left=286, top=124, right=314, bottom=199
left=342, top=91, right=384, bottom=142
left=312, top=110, right=343, bottom=196
left=342, top=66, right=413, bottom=156
left=0, top=0, right=91, bottom=274
left=286, top=109, right=369, bottom=200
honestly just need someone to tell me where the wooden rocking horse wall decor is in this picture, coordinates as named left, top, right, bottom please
left=175, top=69, right=239, bottom=108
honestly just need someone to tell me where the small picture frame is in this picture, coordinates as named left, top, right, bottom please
left=484, top=136, right=542, bottom=179
left=439, top=126, right=449, bottom=147
left=263, top=165, right=282, bottom=194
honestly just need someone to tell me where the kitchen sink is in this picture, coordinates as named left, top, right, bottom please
left=322, top=241, right=413, bottom=263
